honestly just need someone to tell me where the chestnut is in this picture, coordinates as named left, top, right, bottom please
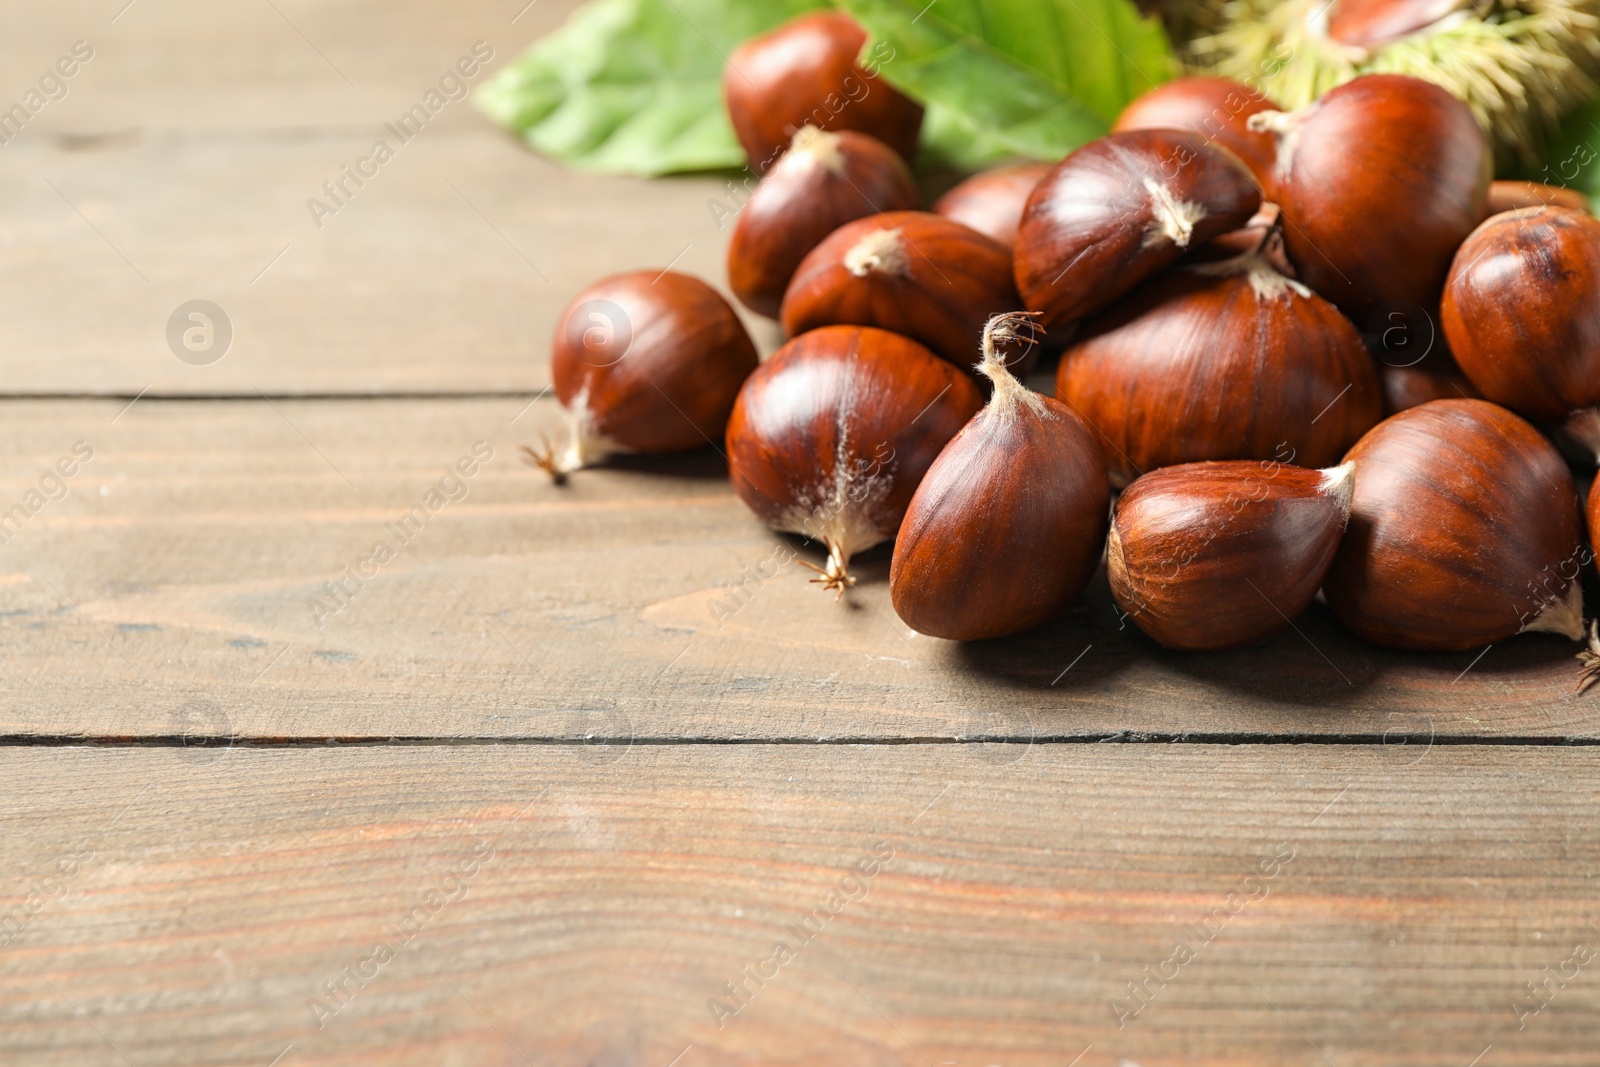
left=724, top=11, right=923, bottom=173
left=932, top=163, right=1052, bottom=250
left=1014, top=129, right=1261, bottom=331
left=1108, top=460, right=1354, bottom=652
left=1112, top=75, right=1281, bottom=196
left=727, top=126, right=919, bottom=319
left=781, top=211, right=1023, bottom=369
left=1440, top=206, right=1600, bottom=462
left=1055, top=248, right=1383, bottom=486
left=1486, top=180, right=1591, bottom=217
left=529, top=270, right=758, bottom=480
left=1253, top=73, right=1491, bottom=327
left=1323, top=399, right=1587, bottom=651
left=891, top=314, right=1109, bottom=640
left=725, top=325, right=983, bottom=594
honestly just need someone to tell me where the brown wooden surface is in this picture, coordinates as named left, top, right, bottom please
left=6, top=745, right=1600, bottom=1067
left=2, top=0, right=1599, bottom=1063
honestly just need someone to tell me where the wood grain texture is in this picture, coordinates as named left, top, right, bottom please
left=0, top=0, right=780, bottom=395
left=0, top=397, right=1594, bottom=741
left=3, top=744, right=1599, bottom=1067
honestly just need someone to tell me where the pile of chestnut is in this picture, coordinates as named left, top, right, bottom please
left=535, top=10, right=1600, bottom=680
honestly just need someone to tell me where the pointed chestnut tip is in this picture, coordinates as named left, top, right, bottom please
left=1525, top=582, right=1588, bottom=643
left=1318, top=462, right=1356, bottom=519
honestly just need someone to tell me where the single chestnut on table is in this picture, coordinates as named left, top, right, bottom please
left=1112, top=75, right=1281, bottom=196
left=1440, top=206, right=1600, bottom=463
left=526, top=270, right=758, bottom=481
left=724, top=10, right=923, bottom=173
left=1323, top=399, right=1588, bottom=652
left=1251, top=73, right=1491, bottom=328
left=1014, top=129, right=1261, bottom=331
left=891, top=314, right=1110, bottom=641
left=932, top=163, right=1052, bottom=250
left=1109, top=460, right=1354, bottom=652
left=1055, top=246, right=1383, bottom=486
left=728, top=126, right=918, bottom=319
left=781, top=211, right=1024, bottom=370
left=725, top=325, right=982, bottom=595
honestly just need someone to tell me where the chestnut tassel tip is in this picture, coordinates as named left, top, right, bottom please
left=519, top=401, right=619, bottom=485
left=975, top=312, right=1045, bottom=406
left=1578, top=620, right=1600, bottom=695
left=1523, top=582, right=1587, bottom=643
left=1318, top=462, right=1356, bottom=521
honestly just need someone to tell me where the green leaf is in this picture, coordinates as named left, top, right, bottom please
left=1531, top=94, right=1600, bottom=212
left=838, top=0, right=1176, bottom=162
left=476, top=0, right=828, bottom=177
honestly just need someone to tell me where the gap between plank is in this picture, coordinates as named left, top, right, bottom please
left=2, top=733, right=1598, bottom=748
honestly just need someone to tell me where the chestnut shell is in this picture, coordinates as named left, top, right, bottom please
left=551, top=271, right=758, bottom=452
left=1108, top=461, right=1352, bottom=652
left=932, top=163, right=1053, bottom=250
left=723, top=11, right=923, bottom=171
left=1270, top=74, right=1490, bottom=328
left=1112, top=76, right=1280, bottom=195
left=1014, top=129, right=1261, bottom=330
left=1323, top=399, right=1586, bottom=651
left=725, top=325, right=983, bottom=560
left=1441, top=207, right=1600, bottom=424
left=890, top=388, right=1110, bottom=641
left=728, top=128, right=919, bottom=319
left=781, top=211, right=1022, bottom=369
left=1055, top=256, right=1383, bottom=485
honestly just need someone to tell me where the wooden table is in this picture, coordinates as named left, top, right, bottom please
left=3, top=2, right=1599, bottom=1064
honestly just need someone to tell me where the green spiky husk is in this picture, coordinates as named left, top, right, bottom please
left=1186, top=0, right=1600, bottom=165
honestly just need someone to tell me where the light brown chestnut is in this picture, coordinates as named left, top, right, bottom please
left=724, top=11, right=923, bottom=172
left=728, top=127, right=918, bottom=318
left=1323, top=399, right=1587, bottom=651
left=530, top=270, right=758, bottom=480
left=1112, top=76, right=1281, bottom=196
left=1055, top=249, right=1383, bottom=486
left=1014, top=129, right=1261, bottom=330
left=1109, top=460, right=1354, bottom=651
left=1440, top=206, right=1600, bottom=462
left=932, top=163, right=1052, bottom=249
left=725, top=326, right=983, bottom=594
left=781, top=211, right=1024, bottom=369
left=1252, top=73, right=1491, bottom=327
left=891, top=314, right=1110, bottom=640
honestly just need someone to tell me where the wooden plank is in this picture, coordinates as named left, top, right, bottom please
left=0, top=396, right=1593, bottom=740
left=2, top=744, right=1597, bottom=1066
left=0, top=0, right=783, bottom=395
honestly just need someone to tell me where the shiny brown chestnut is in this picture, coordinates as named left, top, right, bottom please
left=1486, top=180, right=1591, bottom=217
left=932, top=163, right=1052, bottom=250
left=725, top=325, right=983, bottom=594
left=1252, top=74, right=1491, bottom=327
left=529, top=270, right=758, bottom=480
left=1440, top=207, right=1600, bottom=462
left=724, top=11, right=923, bottom=173
left=728, top=127, right=918, bottom=319
left=1324, top=399, right=1588, bottom=651
left=1014, top=129, right=1261, bottom=331
left=1108, top=460, right=1354, bottom=651
left=891, top=314, right=1109, bottom=640
left=781, top=211, right=1024, bottom=369
left=1055, top=249, right=1383, bottom=486
left=1112, top=76, right=1281, bottom=196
